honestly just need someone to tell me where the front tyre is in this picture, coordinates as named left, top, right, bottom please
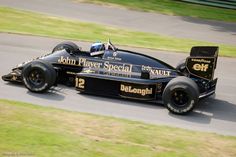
left=22, top=60, right=56, bottom=93
left=162, top=76, right=199, bottom=115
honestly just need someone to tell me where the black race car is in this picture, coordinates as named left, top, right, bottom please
left=2, top=40, right=218, bottom=114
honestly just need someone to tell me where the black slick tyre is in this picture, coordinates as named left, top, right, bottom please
left=52, top=41, right=79, bottom=54
left=162, top=76, right=199, bottom=115
left=22, top=60, right=56, bottom=93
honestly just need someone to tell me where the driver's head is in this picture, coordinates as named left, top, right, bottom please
left=90, top=42, right=105, bottom=52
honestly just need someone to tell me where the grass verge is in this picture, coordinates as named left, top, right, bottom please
left=0, top=99, right=236, bottom=157
left=79, top=0, right=236, bottom=22
left=0, top=7, right=236, bottom=57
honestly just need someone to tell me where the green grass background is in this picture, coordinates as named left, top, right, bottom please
left=0, top=7, right=236, bottom=57
left=1, top=99, right=236, bottom=157
left=80, top=0, right=236, bottom=22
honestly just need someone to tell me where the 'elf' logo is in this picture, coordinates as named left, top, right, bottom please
left=193, top=63, right=209, bottom=72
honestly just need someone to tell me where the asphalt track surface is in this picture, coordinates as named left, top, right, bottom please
left=0, top=33, right=236, bottom=136
left=0, top=0, right=236, bottom=45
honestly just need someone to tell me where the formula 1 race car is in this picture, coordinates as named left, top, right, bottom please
left=2, top=40, right=218, bottom=114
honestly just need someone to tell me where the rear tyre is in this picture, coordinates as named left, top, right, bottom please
left=22, top=60, right=56, bottom=93
left=52, top=41, right=79, bottom=54
left=162, top=76, right=199, bottom=115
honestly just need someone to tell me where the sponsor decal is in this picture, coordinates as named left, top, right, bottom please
left=104, top=61, right=132, bottom=73
left=78, top=58, right=102, bottom=68
left=75, top=77, right=85, bottom=89
left=106, top=52, right=121, bottom=61
left=186, top=57, right=215, bottom=80
left=107, top=56, right=122, bottom=61
left=103, top=71, right=131, bottom=78
left=120, top=84, right=153, bottom=96
left=141, top=65, right=171, bottom=76
left=58, top=56, right=76, bottom=65
left=191, top=58, right=211, bottom=64
left=58, top=56, right=132, bottom=73
left=58, top=56, right=172, bottom=76
left=192, top=63, right=209, bottom=71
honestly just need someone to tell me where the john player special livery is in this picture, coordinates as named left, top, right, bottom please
left=2, top=40, right=218, bottom=114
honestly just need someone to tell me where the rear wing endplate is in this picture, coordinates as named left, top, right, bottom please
left=186, top=46, right=218, bottom=80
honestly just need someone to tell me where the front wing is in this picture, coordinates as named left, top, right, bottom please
left=2, top=69, right=22, bottom=83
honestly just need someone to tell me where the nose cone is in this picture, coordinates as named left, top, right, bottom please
left=2, top=73, right=12, bottom=81
left=2, top=71, right=22, bottom=83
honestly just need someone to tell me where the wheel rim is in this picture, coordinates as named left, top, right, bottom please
left=28, top=69, right=45, bottom=87
left=171, top=89, right=189, bottom=107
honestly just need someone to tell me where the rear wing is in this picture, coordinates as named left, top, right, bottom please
left=186, top=46, right=218, bottom=80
